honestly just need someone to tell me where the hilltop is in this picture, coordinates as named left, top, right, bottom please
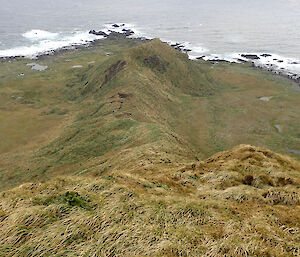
left=0, top=37, right=299, bottom=256
left=0, top=144, right=299, bottom=256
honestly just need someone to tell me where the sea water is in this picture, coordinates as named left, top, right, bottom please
left=0, top=0, right=299, bottom=75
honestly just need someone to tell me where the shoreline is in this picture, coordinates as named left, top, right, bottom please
left=1, top=24, right=299, bottom=87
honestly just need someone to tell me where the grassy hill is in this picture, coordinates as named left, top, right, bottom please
left=0, top=144, right=299, bottom=256
left=0, top=37, right=299, bottom=256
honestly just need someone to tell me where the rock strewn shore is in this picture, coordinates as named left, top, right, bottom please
left=1, top=23, right=299, bottom=86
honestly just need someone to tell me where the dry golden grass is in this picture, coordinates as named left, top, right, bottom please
left=0, top=145, right=299, bottom=256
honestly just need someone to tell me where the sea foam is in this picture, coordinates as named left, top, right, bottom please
left=0, top=30, right=104, bottom=58
left=199, top=52, right=300, bottom=78
left=23, top=30, right=59, bottom=41
left=1, top=24, right=299, bottom=81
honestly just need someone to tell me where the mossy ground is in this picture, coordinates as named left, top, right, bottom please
left=0, top=37, right=299, bottom=256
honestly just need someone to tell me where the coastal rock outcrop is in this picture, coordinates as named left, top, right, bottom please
left=261, top=54, right=272, bottom=57
left=89, top=27, right=134, bottom=38
left=89, top=30, right=108, bottom=37
left=241, top=54, right=260, bottom=60
left=122, top=28, right=134, bottom=36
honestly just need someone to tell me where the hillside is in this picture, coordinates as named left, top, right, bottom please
left=0, top=144, right=299, bottom=256
left=1, top=38, right=300, bottom=190
left=0, top=37, right=299, bottom=256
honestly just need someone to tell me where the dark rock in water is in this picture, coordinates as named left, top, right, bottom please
left=112, top=24, right=120, bottom=28
left=241, top=54, right=260, bottom=60
left=173, top=44, right=184, bottom=49
left=260, top=54, right=272, bottom=57
left=173, top=45, right=185, bottom=51
left=107, top=30, right=134, bottom=38
left=211, top=59, right=230, bottom=63
left=291, top=62, right=299, bottom=65
left=196, top=56, right=206, bottom=60
left=273, top=58, right=278, bottom=61
left=183, top=49, right=192, bottom=52
left=122, top=29, right=134, bottom=36
left=237, top=58, right=248, bottom=63
left=89, top=30, right=108, bottom=37
left=2, top=55, right=25, bottom=60
left=171, top=43, right=181, bottom=47
left=107, top=31, right=126, bottom=38
left=277, top=60, right=284, bottom=63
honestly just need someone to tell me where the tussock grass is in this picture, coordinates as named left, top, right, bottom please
left=0, top=145, right=299, bottom=256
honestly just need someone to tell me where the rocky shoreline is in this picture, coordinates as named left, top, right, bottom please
left=0, top=28, right=148, bottom=62
left=168, top=44, right=300, bottom=86
left=1, top=23, right=299, bottom=86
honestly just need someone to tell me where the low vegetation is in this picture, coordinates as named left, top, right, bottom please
left=0, top=37, right=299, bottom=256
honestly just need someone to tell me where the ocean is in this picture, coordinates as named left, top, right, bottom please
left=0, top=0, right=299, bottom=76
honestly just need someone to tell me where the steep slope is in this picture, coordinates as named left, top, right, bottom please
left=0, top=145, right=299, bottom=256
left=0, top=37, right=300, bottom=256
left=1, top=38, right=300, bottom=190
left=0, top=38, right=217, bottom=189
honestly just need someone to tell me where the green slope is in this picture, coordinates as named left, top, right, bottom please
left=0, top=38, right=300, bottom=190
left=0, top=37, right=300, bottom=256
